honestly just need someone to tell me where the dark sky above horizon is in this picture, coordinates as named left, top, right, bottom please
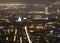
left=0, top=0, right=60, bottom=13
left=0, top=0, right=59, bottom=4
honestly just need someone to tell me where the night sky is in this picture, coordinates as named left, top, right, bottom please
left=0, top=0, right=60, bottom=13
left=0, top=0, right=59, bottom=4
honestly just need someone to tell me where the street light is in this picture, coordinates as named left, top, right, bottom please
left=24, top=26, right=32, bottom=43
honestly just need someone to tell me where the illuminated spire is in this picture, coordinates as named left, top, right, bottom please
left=18, top=16, right=21, bottom=21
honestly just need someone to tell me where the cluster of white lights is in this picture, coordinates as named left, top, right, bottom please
left=17, top=16, right=27, bottom=22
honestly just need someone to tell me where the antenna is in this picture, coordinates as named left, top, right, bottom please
left=45, top=7, right=49, bottom=14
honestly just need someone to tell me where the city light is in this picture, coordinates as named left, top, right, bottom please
left=20, top=37, right=22, bottom=43
left=27, top=11, right=45, bottom=13
left=24, top=26, right=32, bottom=43
left=0, top=3, right=27, bottom=6
left=6, top=37, right=9, bottom=40
left=15, top=29, right=17, bottom=35
left=50, top=30, right=54, bottom=34
left=13, top=35, right=16, bottom=41
left=18, top=16, right=22, bottom=22
left=0, top=0, right=60, bottom=43
left=23, top=17, right=27, bottom=19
